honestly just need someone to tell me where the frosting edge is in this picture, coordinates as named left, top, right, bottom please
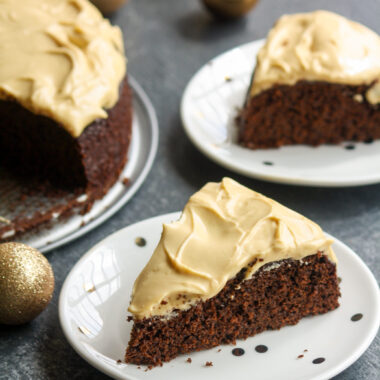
left=128, top=178, right=337, bottom=320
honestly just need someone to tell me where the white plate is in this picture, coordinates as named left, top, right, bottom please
left=59, top=212, right=380, bottom=380
left=14, top=77, right=158, bottom=253
left=180, top=40, right=380, bottom=187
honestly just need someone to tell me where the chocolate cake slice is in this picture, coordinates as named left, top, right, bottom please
left=0, top=0, right=132, bottom=239
left=125, top=178, right=340, bottom=366
left=237, top=11, right=380, bottom=149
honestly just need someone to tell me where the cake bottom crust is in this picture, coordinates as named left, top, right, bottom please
left=125, top=253, right=340, bottom=366
left=238, top=80, right=380, bottom=149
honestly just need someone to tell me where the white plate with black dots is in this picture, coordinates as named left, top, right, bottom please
left=59, top=212, right=380, bottom=380
left=181, top=40, right=380, bottom=187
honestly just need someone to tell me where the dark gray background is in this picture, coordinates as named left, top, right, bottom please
left=1, top=0, right=379, bottom=379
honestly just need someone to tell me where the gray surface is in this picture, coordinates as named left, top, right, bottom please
left=0, top=0, right=379, bottom=379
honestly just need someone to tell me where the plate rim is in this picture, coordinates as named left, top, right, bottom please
left=180, top=39, right=380, bottom=188
left=59, top=211, right=380, bottom=380
left=37, top=76, right=159, bottom=253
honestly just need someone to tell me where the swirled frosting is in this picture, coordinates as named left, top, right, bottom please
left=250, top=10, right=380, bottom=104
left=129, top=178, right=337, bottom=319
left=0, top=0, right=126, bottom=137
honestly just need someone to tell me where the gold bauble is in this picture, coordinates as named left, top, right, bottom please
left=0, top=242, right=54, bottom=325
left=90, top=0, right=128, bottom=14
left=202, top=0, right=258, bottom=19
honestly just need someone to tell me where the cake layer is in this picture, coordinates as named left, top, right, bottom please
left=238, top=80, right=380, bottom=149
left=125, top=252, right=340, bottom=366
left=0, top=78, right=132, bottom=198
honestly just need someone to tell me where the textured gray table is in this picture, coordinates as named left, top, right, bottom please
left=1, top=0, right=379, bottom=379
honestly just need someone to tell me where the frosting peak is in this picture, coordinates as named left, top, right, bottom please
left=250, top=11, right=380, bottom=104
left=129, top=178, right=336, bottom=319
left=0, top=0, right=126, bottom=137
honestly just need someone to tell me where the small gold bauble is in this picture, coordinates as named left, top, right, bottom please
left=0, top=242, right=54, bottom=325
left=91, top=0, right=128, bottom=14
left=202, top=0, right=258, bottom=19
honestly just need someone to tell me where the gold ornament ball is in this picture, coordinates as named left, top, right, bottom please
left=202, top=0, right=258, bottom=19
left=0, top=242, right=54, bottom=325
left=91, top=0, right=128, bottom=14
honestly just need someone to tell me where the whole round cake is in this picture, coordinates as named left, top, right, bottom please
left=0, top=0, right=132, bottom=240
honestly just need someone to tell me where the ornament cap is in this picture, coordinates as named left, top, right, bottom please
left=202, top=0, right=258, bottom=19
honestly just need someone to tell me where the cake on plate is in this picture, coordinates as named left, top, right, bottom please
left=0, top=0, right=132, bottom=238
left=237, top=10, right=380, bottom=149
left=125, top=178, right=340, bottom=366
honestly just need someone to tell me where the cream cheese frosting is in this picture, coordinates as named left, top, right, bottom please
left=0, top=0, right=126, bottom=137
left=129, top=178, right=337, bottom=319
left=250, top=10, right=380, bottom=104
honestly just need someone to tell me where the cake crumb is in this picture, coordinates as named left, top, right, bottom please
left=116, top=359, right=122, bottom=364
left=205, top=361, right=213, bottom=367
left=122, top=177, right=130, bottom=186
left=225, top=76, right=233, bottom=82
left=217, top=349, right=221, bottom=352
left=304, top=349, right=308, bottom=352
left=186, top=358, right=192, bottom=363
left=0, top=216, right=11, bottom=225
left=297, top=354, right=304, bottom=359
left=353, top=94, right=363, bottom=103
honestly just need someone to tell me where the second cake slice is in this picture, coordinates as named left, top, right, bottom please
left=238, top=10, right=380, bottom=149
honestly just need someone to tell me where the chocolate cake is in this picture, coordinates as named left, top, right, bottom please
left=125, top=178, right=340, bottom=366
left=0, top=79, right=132, bottom=198
left=0, top=0, right=132, bottom=239
left=237, top=11, right=380, bottom=149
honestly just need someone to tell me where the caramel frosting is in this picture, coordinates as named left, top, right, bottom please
left=250, top=10, right=380, bottom=104
left=0, top=0, right=126, bottom=137
left=129, top=178, right=336, bottom=319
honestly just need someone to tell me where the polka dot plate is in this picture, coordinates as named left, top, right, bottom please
left=59, top=212, right=380, bottom=380
left=180, top=40, right=380, bottom=187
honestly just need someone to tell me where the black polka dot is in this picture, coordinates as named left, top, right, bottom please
left=263, top=161, right=274, bottom=166
left=135, top=237, right=147, bottom=247
left=255, top=345, right=268, bottom=353
left=364, top=138, right=374, bottom=144
left=351, top=313, right=363, bottom=322
left=313, top=358, right=325, bottom=364
left=232, top=348, right=245, bottom=356
left=345, top=145, right=355, bottom=150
